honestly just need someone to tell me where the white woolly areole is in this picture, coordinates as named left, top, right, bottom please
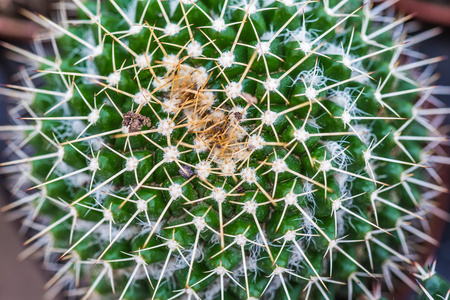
left=164, top=23, right=181, bottom=36
left=157, top=118, right=175, bottom=135
left=219, top=160, right=236, bottom=176
left=305, top=86, right=318, bottom=100
left=121, top=125, right=129, bottom=134
left=167, top=239, right=180, bottom=251
left=195, top=160, right=211, bottom=180
left=319, top=160, right=332, bottom=172
left=284, top=230, right=296, bottom=241
left=262, top=110, right=278, bottom=125
left=126, top=156, right=139, bottom=171
left=280, top=0, right=295, bottom=6
left=169, top=183, right=183, bottom=200
left=194, top=136, right=209, bottom=153
left=162, top=97, right=181, bottom=114
left=87, top=109, right=100, bottom=124
left=164, top=146, right=180, bottom=163
left=57, top=147, right=65, bottom=160
left=271, top=159, right=288, bottom=173
left=134, top=255, right=146, bottom=266
left=69, top=206, right=77, bottom=217
left=285, top=191, right=297, bottom=206
left=241, top=167, right=257, bottom=184
left=234, top=234, right=247, bottom=246
left=247, top=134, right=264, bottom=150
left=400, top=172, right=409, bottom=183
left=211, top=188, right=227, bottom=203
left=273, top=266, right=284, bottom=276
left=187, top=40, right=203, bottom=57
left=203, top=90, right=215, bottom=103
left=103, top=209, right=114, bottom=221
left=218, top=51, right=234, bottom=68
left=341, top=111, right=352, bottom=124
left=214, top=266, right=227, bottom=275
left=363, top=149, right=372, bottom=163
left=129, top=24, right=142, bottom=35
left=134, top=88, right=151, bottom=105
left=135, top=54, right=152, bottom=68
left=264, top=77, right=279, bottom=91
left=191, top=67, right=208, bottom=86
left=256, top=41, right=271, bottom=55
left=231, top=125, right=247, bottom=141
left=136, top=199, right=147, bottom=212
left=163, top=54, right=179, bottom=71
left=243, top=201, right=258, bottom=214
left=300, top=42, right=312, bottom=53
left=193, top=216, right=207, bottom=231
left=244, top=2, right=257, bottom=14
left=230, top=106, right=247, bottom=120
left=106, top=71, right=121, bottom=85
left=185, top=287, right=196, bottom=296
left=89, top=158, right=99, bottom=171
left=374, top=91, right=382, bottom=103
left=212, top=18, right=226, bottom=32
left=225, top=82, right=242, bottom=99
left=294, top=127, right=310, bottom=142
left=332, top=199, right=342, bottom=212
left=92, top=45, right=103, bottom=57
left=341, top=54, right=352, bottom=67
left=370, top=190, right=378, bottom=202
left=153, top=76, right=171, bottom=92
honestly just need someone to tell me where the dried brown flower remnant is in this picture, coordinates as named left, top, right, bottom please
left=122, top=111, right=151, bottom=132
left=233, top=112, right=242, bottom=122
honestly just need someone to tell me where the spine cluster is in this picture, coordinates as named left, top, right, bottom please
left=1, top=0, right=449, bottom=299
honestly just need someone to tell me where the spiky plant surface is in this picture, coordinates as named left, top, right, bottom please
left=1, top=0, right=450, bottom=299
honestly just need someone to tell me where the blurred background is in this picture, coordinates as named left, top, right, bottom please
left=0, top=0, right=449, bottom=299
left=0, top=2, right=50, bottom=299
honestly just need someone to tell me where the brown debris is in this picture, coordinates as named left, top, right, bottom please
left=122, top=111, right=151, bottom=133
left=179, top=166, right=194, bottom=179
left=233, top=112, right=242, bottom=122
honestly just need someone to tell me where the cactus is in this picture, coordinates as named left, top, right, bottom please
left=1, top=0, right=450, bottom=299
left=415, top=261, right=450, bottom=300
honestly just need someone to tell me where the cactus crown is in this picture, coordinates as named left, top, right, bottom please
left=1, top=0, right=450, bottom=299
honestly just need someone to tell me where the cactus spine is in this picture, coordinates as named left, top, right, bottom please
left=1, top=0, right=450, bottom=299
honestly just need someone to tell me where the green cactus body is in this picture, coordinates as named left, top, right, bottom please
left=1, top=0, right=449, bottom=299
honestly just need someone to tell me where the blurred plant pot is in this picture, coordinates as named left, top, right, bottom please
left=0, top=0, right=50, bottom=40
left=397, top=0, right=450, bottom=26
